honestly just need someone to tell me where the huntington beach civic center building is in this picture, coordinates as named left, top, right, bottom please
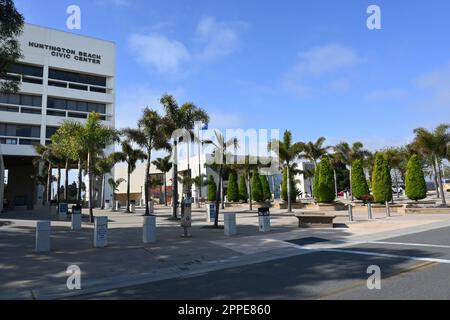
left=0, top=24, right=115, bottom=211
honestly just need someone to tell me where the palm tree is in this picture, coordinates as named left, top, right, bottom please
left=152, top=156, right=172, bottom=206
left=160, top=94, right=209, bottom=219
left=192, top=174, right=207, bottom=207
left=299, top=137, right=329, bottom=170
left=123, top=108, right=170, bottom=216
left=112, top=138, right=147, bottom=213
left=203, top=130, right=238, bottom=227
left=108, top=177, right=125, bottom=210
left=95, top=156, right=116, bottom=209
left=79, top=113, right=119, bottom=222
left=384, top=147, right=408, bottom=199
left=334, top=142, right=370, bottom=201
left=413, top=124, right=450, bottom=206
left=232, top=155, right=261, bottom=211
left=329, top=154, right=341, bottom=198
left=33, top=144, right=59, bottom=205
left=268, top=131, right=303, bottom=213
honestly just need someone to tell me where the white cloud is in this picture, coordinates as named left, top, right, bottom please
left=128, top=34, right=191, bottom=74
left=284, top=44, right=362, bottom=97
left=195, top=16, right=242, bottom=61
left=414, top=62, right=450, bottom=109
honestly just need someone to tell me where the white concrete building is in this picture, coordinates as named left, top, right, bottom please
left=0, top=24, right=115, bottom=211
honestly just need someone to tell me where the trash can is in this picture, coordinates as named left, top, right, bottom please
left=71, top=205, right=82, bottom=230
left=206, top=203, right=216, bottom=223
left=258, top=207, right=271, bottom=232
left=130, top=200, right=136, bottom=213
left=104, top=200, right=111, bottom=210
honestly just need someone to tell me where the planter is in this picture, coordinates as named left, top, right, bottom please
left=275, top=202, right=305, bottom=210
left=304, top=202, right=347, bottom=211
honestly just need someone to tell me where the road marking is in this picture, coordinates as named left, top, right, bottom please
left=372, top=241, right=450, bottom=249
left=292, top=245, right=450, bottom=264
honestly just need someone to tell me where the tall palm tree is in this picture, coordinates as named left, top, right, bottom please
left=334, top=142, right=370, bottom=201
left=268, top=131, right=303, bottom=213
left=112, top=139, right=148, bottom=213
left=232, top=155, right=261, bottom=211
left=160, top=94, right=209, bottom=219
left=413, top=124, right=450, bottom=206
left=203, top=130, right=238, bottom=227
left=33, top=144, right=59, bottom=205
left=329, top=154, right=341, bottom=198
left=79, top=113, right=119, bottom=222
left=152, top=156, right=172, bottom=207
left=123, top=108, right=170, bottom=216
left=299, top=137, right=329, bottom=170
left=95, top=156, right=116, bottom=209
left=384, top=147, right=408, bottom=199
left=108, top=177, right=125, bottom=210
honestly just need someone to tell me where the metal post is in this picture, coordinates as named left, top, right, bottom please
left=385, top=201, right=390, bottom=217
left=348, top=204, right=353, bottom=222
left=368, top=201, right=373, bottom=220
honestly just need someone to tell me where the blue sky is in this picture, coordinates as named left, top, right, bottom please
left=15, top=0, right=450, bottom=151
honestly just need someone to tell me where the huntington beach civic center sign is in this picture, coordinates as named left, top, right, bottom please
left=28, top=41, right=102, bottom=65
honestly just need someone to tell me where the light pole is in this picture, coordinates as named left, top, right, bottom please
left=0, top=144, right=5, bottom=213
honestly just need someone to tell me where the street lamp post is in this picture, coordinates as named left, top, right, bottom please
left=0, top=144, right=5, bottom=213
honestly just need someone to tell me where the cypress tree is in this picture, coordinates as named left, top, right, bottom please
left=313, top=164, right=321, bottom=200
left=372, top=153, right=393, bottom=203
left=239, top=175, right=248, bottom=202
left=317, top=157, right=336, bottom=203
left=352, top=159, right=370, bottom=200
left=207, top=176, right=217, bottom=202
left=281, top=167, right=297, bottom=203
left=227, top=171, right=239, bottom=202
left=260, top=175, right=271, bottom=201
left=251, top=170, right=264, bottom=202
left=405, top=155, right=427, bottom=201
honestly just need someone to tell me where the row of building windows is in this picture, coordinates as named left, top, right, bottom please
left=49, top=68, right=106, bottom=87
left=0, top=93, right=42, bottom=107
left=7, top=63, right=44, bottom=78
left=0, top=123, right=41, bottom=139
left=47, top=97, right=106, bottom=114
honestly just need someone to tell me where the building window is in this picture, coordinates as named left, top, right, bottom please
left=0, top=93, right=42, bottom=107
left=0, top=123, right=40, bottom=138
left=7, top=63, right=44, bottom=78
left=49, top=68, right=106, bottom=87
left=47, top=97, right=106, bottom=115
left=46, top=127, right=59, bottom=140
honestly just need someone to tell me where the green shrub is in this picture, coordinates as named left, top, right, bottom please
left=372, top=153, right=393, bottom=203
left=317, top=157, right=336, bottom=203
left=281, top=167, right=297, bottom=203
left=227, top=171, right=239, bottom=202
left=405, top=155, right=427, bottom=201
left=352, top=159, right=370, bottom=200
left=251, top=170, right=264, bottom=202
left=260, top=175, right=271, bottom=201
left=207, top=176, right=217, bottom=202
left=239, top=175, right=248, bottom=202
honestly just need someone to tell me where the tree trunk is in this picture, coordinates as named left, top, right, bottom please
left=221, top=177, right=225, bottom=210
left=394, top=170, right=400, bottom=199
left=47, top=163, right=52, bottom=204
left=287, top=164, right=292, bottom=213
left=164, top=173, right=168, bottom=206
left=77, top=159, right=82, bottom=206
left=64, top=159, right=69, bottom=202
left=214, top=165, right=223, bottom=228
left=333, top=169, right=338, bottom=198
left=144, top=148, right=152, bottom=216
left=431, top=159, right=440, bottom=199
left=172, top=140, right=178, bottom=219
left=435, top=156, right=447, bottom=206
left=88, top=152, right=94, bottom=223
left=57, top=166, right=61, bottom=203
left=126, top=165, right=131, bottom=213
left=100, top=174, right=106, bottom=210
left=349, top=165, right=354, bottom=201
left=248, top=172, right=252, bottom=211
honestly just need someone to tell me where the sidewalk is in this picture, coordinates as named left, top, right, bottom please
left=1, top=205, right=450, bottom=299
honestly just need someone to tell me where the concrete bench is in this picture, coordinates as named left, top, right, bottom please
left=294, top=212, right=336, bottom=229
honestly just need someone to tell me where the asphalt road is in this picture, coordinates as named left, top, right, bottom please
left=75, top=226, right=450, bottom=300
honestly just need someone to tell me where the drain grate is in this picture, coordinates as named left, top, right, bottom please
left=285, top=237, right=330, bottom=246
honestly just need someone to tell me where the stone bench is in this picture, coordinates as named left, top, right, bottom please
left=294, top=212, right=337, bottom=229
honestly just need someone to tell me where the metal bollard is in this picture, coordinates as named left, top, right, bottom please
left=224, top=213, right=237, bottom=236
left=348, top=204, right=354, bottom=222
left=385, top=201, right=390, bottom=217
left=143, top=216, right=156, bottom=243
left=368, top=202, right=373, bottom=220
left=35, top=221, right=51, bottom=252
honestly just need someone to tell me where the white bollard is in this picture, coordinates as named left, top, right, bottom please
left=71, top=206, right=82, bottom=231
left=143, top=216, right=156, bottom=243
left=368, top=202, right=373, bottom=220
left=258, top=207, right=271, bottom=232
left=114, top=201, right=120, bottom=211
left=385, top=201, right=391, bottom=217
left=206, top=203, right=216, bottom=223
left=130, top=202, right=136, bottom=213
left=35, top=221, right=51, bottom=252
left=149, top=201, right=154, bottom=214
left=224, top=213, right=237, bottom=236
left=348, top=204, right=354, bottom=222
left=94, top=216, right=108, bottom=248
